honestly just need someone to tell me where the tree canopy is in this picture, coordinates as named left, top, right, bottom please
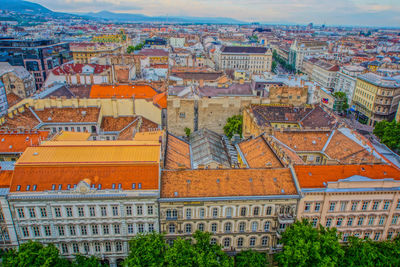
left=333, top=91, right=349, bottom=113
left=235, top=250, right=268, bottom=267
left=223, top=115, right=243, bottom=139
left=373, top=120, right=400, bottom=151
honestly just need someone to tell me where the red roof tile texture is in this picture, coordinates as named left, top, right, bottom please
left=0, top=170, right=13, bottom=188
left=0, top=131, right=49, bottom=153
left=165, top=134, right=191, bottom=170
left=238, top=136, right=283, bottom=168
left=34, top=107, right=100, bottom=123
left=6, top=93, right=22, bottom=107
left=52, top=64, right=110, bottom=75
left=295, top=164, right=400, bottom=188
left=90, top=84, right=158, bottom=99
left=161, top=168, right=297, bottom=198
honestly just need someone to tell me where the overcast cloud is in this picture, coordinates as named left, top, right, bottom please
left=30, top=0, right=400, bottom=26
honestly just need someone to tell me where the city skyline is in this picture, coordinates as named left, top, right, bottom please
left=28, top=0, right=400, bottom=27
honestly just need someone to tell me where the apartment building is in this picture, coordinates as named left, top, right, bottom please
left=288, top=40, right=328, bottom=71
left=160, top=168, right=300, bottom=252
left=0, top=62, right=36, bottom=98
left=218, top=46, right=272, bottom=74
left=70, top=43, right=124, bottom=64
left=296, top=164, right=400, bottom=241
left=334, top=65, right=365, bottom=102
left=352, top=73, right=400, bottom=126
left=7, top=141, right=161, bottom=266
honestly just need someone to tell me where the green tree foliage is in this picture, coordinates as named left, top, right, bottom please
left=235, top=250, right=268, bottom=267
left=275, top=220, right=344, bottom=267
left=223, top=115, right=243, bottom=139
left=272, top=50, right=295, bottom=73
left=127, top=42, right=145, bottom=53
left=165, top=238, right=198, bottom=266
left=124, top=232, right=167, bottom=267
left=73, top=254, right=103, bottom=267
left=373, top=120, right=400, bottom=151
left=271, top=61, right=277, bottom=73
left=184, top=127, right=191, bottom=138
left=333, top=92, right=349, bottom=112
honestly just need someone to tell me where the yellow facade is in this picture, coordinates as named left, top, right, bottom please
left=352, top=78, right=378, bottom=125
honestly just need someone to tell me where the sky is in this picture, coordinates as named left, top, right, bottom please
left=29, top=0, right=400, bottom=27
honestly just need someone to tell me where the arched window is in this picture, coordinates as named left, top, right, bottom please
left=211, top=223, right=217, bottom=233
left=185, top=224, right=192, bottom=233
left=266, top=206, right=272, bottom=215
left=261, top=236, right=268, bottom=246
left=251, top=222, right=258, bottom=232
left=225, top=222, right=232, bottom=233
left=237, top=237, right=243, bottom=247
left=239, top=222, right=246, bottom=232
left=226, top=207, right=232, bottom=217
left=264, top=221, right=270, bottom=231
left=223, top=238, right=230, bottom=248
left=197, top=223, right=204, bottom=232
left=240, top=207, right=247, bottom=216
left=253, top=207, right=260, bottom=216
left=249, top=237, right=256, bottom=247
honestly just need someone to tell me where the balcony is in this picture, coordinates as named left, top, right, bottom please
left=278, top=215, right=295, bottom=224
left=166, top=216, right=178, bottom=221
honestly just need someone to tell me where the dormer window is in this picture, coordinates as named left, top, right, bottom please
left=58, top=184, right=62, bottom=190
left=138, top=183, right=142, bottom=189
left=98, top=184, right=102, bottom=190
left=132, top=183, right=136, bottom=189
left=16, top=185, right=21, bottom=191
left=112, top=183, right=116, bottom=189
left=26, top=185, right=30, bottom=191
left=52, top=184, right=56, bottom=190
left=32, top=185, right=37, bottom=191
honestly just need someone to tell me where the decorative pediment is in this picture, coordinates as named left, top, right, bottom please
left=75, top=179, right=92, bottom=193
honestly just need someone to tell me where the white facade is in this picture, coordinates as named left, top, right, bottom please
left=169, top=37, right=185, bottom=48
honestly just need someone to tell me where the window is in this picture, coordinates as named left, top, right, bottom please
left=16, top=185, right=21, bottom=191
left=54, top=207, right=61, bottom=217
left=249, top=237, right=256, bottom=247
left=336, top=218, right=343, bottom=227
left=374, top=233, right=381, bottom=241
left=372, top=201, right=380, bottom=210
left=65, top=207, right=73, bottom=217
left=240, top=207, right=247, bottom=216
left=128, top=224, right=134, bottom=234
left=329, top=202, right=336, bottom=212
left=103, top=225, right=109, bottom=235
left=105, top=242, right=111, bottom=252
left=61, top=244, right=68, bottom=254
left=199, top=208, right=205, bottom=218
left=83, top=242, right=90, bottom=253
left=266, top=206, right=272, bottom=215
left=225, top=222, right=232, bottom=233
left=72, top=243, right=79, bottom=254
left=94, top=242, right=101, bottom=253
left=21, top=227, right=29, bottom=237
left=210, top=238, right=217, bottom=245
left=212, top=208, right=218, bottom=217
left=226, top=207, right=232, bottom=217
left=364, top=232, right=370, bottom=239
left=343, top=233, right=349, bottom=242
left=149, top=223, right=154, bottom=232
left=392, top=215, right=399, bottom=225
left=169, top=224, right=175, bottom=233
left=379, top=216, right=385, bottom=225
left=211, top=223, right=217, bottom=233
left=137, top=206, right=143, bottom=215
left=40, top=207, right=47, bottom=217
left=186, top=208, right=192, bottom=219
left=185, top=224, right=192, bottom=233
left=368, top=216, right=375, bottom=226
left=115, top=241, right=122, bottom=252
left=44, top=225, right=51, bottom=236
left=237, top=237, right=243, bottom=247
left=252, top=221, right=258, bottom=232
left=166, top=209, right=177, bottom=219
left=91, top=225, right=98, bottom=235
left=88, top=206, right=95, bottom=217
left=138, top=223, right=144, bottom=233
left=313, top=202, right=320, bottom=212
left=262, top=236, right=268, bottom=246
left=28, top=208, right=36, bottom=218
left=351, top=202, right=358, bottom=211
left=396, top=200, right=400, bottom=210
left=388, top=232, right=393, bottom=240
left=198, top=223, right=205, bottom=231
left=340, top=202, right=347, bottom=211
left=17, top=208, right=25, bottom=218
left=263, top=221, right=270, bottom=231
left=100, top=206, right=107, bottom=216
left=358, top=217, right=364, bottom=226
left=78, top=207, right=84, bottom=217
left=126, top=206, right=132, bottom=216
left=81, top=225, right=87, bottom=235
left=383, top=201, right=390, bottom=210
left=179, top=112, right=185, bottom=118
left=57, top=226, right=65, bottom=236
left=223, top=238, right=230, bottom=248
left=32, top=226, right=40, bottom=237
left=114, top=224, right=120, bottom=234
left=326, top=218, right=332, bottom=227
left=148, top=206, right=153, bottom=215
left=304, top=203, right=311, bottom=212
left=138, top=183, right=142, bottom=189
left=69, top=225, right=76, bottom=236
left=253, top=207, right=260, bottom=216
left=112, top=206, right=119, bottom=216
left=132, top=183, right=136, bottom=189
left=362, top=201, right=369, bottom=210
left=312, top=218, right=318, bottom=227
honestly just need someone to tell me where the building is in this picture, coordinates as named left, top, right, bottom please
left=0, top=62, right=36, bottom=98
left=160, top=168, right=300, bottom=252
left=296, top=164, right=400, bottom=242
left=218, top=46, right=272, bottom=74
left=138, top=49, right=169, bottom=66
left=70, top=43, right=124, bottom=64
left=0, top=39, right=71, bottom=90
left=288, top=40, right=328, bottom=71
left=7, top=141, right=161, bottom=266
left=334, top=65, right=365, bottom=102
left=0, top=82, right=8, bottom=116
left=352, top=73, right=400, bottom=126
left=169, top=37, right=185, bottom=48
left=309, top=60, right=339, bottom=89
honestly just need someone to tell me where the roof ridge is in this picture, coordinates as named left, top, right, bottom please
left=322, top=129, right=336, bottom=152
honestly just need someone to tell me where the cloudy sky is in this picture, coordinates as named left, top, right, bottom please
left=30, top=0, right=400, bottom=26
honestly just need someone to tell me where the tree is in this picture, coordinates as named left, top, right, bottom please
left=124, top=232, right=167, bottom=267
left=73, top=254, right=103, bottom=267
left=164, top=238, right=198, bottom=266
left=271, top=61, right=277, bottom=73
left=275, top=220, right=344, bottom=267
left=373, top=120, right=400, bottom=151
left=127, top=45, right=135, bottom=53
left=333, top=92, right=349, bottom=113
left=184, top=127, right=191, bottom=138
left=235, top=250, right=268, bottom=267
left=223, top=115, right=243, bottom=139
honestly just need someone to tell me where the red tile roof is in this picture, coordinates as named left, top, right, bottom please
left=0, top=170, right=12, bottom=188
left=295, top=164, right=400, bottom=188
left=161, top=168, right=297, bottom=198
left=165, top=134, right=191, bottom=170
left=0, top=130, right=49, bottom=153
left=34, top=107, right=100, bottom=123
left=51, top=64, right=111, bottom=75
left=153, top=92, right=167, bottom=109
left=90, top=84, right=159, bottom=99
left=6, top=93, right=22, bottom=107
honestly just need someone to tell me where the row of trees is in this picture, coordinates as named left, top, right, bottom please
left=127, top=42, right=145, bottom=53
left=373, top=120, right=400, bottom=152
left=272, top=50, right=296, bottom=73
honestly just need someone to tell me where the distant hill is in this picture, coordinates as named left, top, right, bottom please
left=0, top=0, right=53, bottom=14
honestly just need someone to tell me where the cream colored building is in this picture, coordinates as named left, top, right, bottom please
left=296, top=164, right=400, bottom=241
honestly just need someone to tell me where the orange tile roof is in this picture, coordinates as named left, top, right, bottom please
left=6, top=93, right=22, bottom=107
left=101, top=116, right=139, bottom=132
left=0, top=170, right=12, bottom=188
left=139, top=117, right=159, bottom=132
left=153, top=92, right=167, bottom=109
left=10, top=164, right=158, bottom=192
left=161, top=168, right=297, bottom=198
left=238, top=136, right=283, bottom=168
left=0, top=131, right=49, bottom=153
left=1, top=108, right=40, bottom=130
left=273, top=131, right=330, bottom=152
left=165, top=134, right=191, bottom=170
left=295, top=164, right=400, bottom=188
left=90, top=84, right=158, bottom=99
left=34, top=107, right=100, bottom=123
left=51, top=131, right=91, bottom=141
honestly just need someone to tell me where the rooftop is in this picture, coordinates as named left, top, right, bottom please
left=90, top=84, right=159, bottom=99
left=0, top=130, right=49, bottom=153
left=221, top=46, right=268, bottom=54
left=164, top=133, right=191, bottom=170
